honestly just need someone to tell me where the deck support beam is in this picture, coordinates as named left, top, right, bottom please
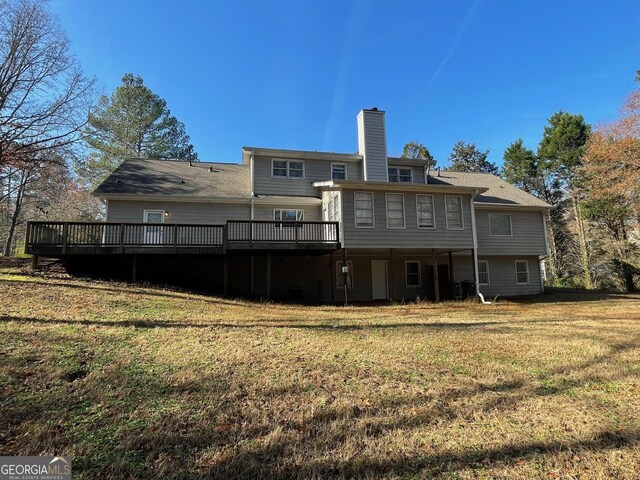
left=250, top=255, right=255, bottom=296
left=390, top=248, right=396, bottom=301
left=342, top=248, right=349, bottom=306
left=448, top=251, right=454, bottom=298
left=31, top=254, right=39, bottom=270
left=329, top=251, right=335, bottom=303
left=432, top=250, right=440, bottom=302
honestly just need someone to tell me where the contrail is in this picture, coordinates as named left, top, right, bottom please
left=426, top=0, right=483, bottom=91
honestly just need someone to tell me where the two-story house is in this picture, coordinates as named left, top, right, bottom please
left=26, top=108, right=551, bottom=302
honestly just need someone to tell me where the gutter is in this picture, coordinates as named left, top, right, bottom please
left=470, top=189, right=491, bottom=305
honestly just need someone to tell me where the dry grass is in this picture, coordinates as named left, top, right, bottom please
left=1, top=260, right=639, bottom=479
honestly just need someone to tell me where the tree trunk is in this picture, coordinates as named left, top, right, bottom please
left=545, top=212, right=560, bottom=279
left=572, top=196, right=594, bottom=289
left=623, top=267, right=636, bottom=292
left=3, top=186, right=23, bottom=257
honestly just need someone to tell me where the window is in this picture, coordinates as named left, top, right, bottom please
left=478, top=260, right=490, bottom=285
left=445, top=196, right=464, bottom=230
left=388, top=167, right=412, bottom=183
left=405, top=261, right=421, bottom=287
left=272, top=159, right=304, bottom=179
left=354, top=192, right=374, bottom=228
left=324, top=193, right=341, bottom=222
left=274, top=209, right=304, bottom=228
left=386, top=193, right=405, bottom=229
left=416, top=194, right=435, bottom=228
left=336, top=261, right=353, bottom=289
left=515, top=260, right=529, bottom=284
left=331, top=163, right=347, bottom=180
left=489, top=213, right=512, bottom=236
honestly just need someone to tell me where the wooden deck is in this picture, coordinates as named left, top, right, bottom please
left=25, top=220, right=341, bottom=256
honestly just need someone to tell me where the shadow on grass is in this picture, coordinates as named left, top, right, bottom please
left=0, top=315, right=502, bottom=331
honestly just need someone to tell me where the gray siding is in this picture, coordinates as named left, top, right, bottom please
left=107, top=200, right=250, bottom=224
left=453, top=254, right=543, bottom=297
left=252, top=155, right=362, bottom=196
left=475, top=209, right=547, bottom=256
left=357, top=110, right=388, bottom=182
left=341, top=189, right=474, bottom=249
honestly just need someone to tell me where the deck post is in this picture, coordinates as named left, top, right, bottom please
left=173, top=224, right=178, bottom=253
left=62, top=223, right=69, bottom=254
left=448, top=251, right=454, bottom=298
left=31, top=254, right=39, bottom=270
left=470, top=248, right=477, bottom=298
left=131, top=255, right=137, bottom=283
left=120, top=224, right=125, bottom=254
left=432, top=250, right=440, bottom=302
left=390, top=248, right=397, bottom=301
left=342, top=248, right=348, bottom=306
left=329, top=251, right=335, bottom=303
left=266, top=252, right=272, bottom=300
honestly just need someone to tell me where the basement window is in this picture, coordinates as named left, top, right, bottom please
left=478, top=260, right=490, bottom=285
left=515, top=260, right=529, bottom=285
left=405, top=261, right=421, bottom=287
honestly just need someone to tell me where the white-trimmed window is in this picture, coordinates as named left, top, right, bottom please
left=515, top=260, right=529, bottom=284
left=336, top=261, right=353, bottom=289
left=405, top=261, right=421, bottom=287
left=416, top=194, right=435, bottom=228
left=478, top=260, right=490, bottom=285
left=489, top=213, right=512, bottom=236
left=325, top=193, right=341, bottom=222
left=331, top=163, right=347, bottom=180
left=388, top=167, right=412, bottom=183
left=354, top=192, right=374, bottom=228
left=386, top=193, right=406, bottom=229
left=272, top=159, right=304, bottom=179
left=274, top=209, right=304, bottom=229
left=445, top=195, right=464, bottom=230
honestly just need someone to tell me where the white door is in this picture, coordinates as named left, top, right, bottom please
left=144, top=210, right=164, bottom=244
left=371, top=260, right=389, bottom=300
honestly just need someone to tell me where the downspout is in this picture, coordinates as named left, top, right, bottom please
left=470, top=189, right=491, bottom=305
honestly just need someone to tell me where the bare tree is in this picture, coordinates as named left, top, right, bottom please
left=0, top=0, right=95, bottom=170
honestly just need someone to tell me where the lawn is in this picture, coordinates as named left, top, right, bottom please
left=1, top=260, right=639, bottom=479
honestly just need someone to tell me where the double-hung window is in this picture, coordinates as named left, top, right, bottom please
left=388, top=167, right=412, bottom=183
left=386, top=193, right=405, bottom=229
left=416, top=194, right=435, bottom=228
left=272, top=159, right=304, bottom=178
left=331, top=163, right=347, bottom=180
left=354, top=192, right=374, bottom=228
left=515, top=260, right=529, bottom=284
left=489, top=213, right=512, bottom=236
left=477, top=260, right=490, bottom=285
left=405, top=261, right=421, bottom=287
left=445, top=196, right=464, bottom=230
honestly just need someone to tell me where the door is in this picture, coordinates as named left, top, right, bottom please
left=371, top=260, right=389, bottom=300
left=144, top=210, right=164, bottom=245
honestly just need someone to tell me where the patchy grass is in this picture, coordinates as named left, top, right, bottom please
left=1, top=260, right=639, bottom=479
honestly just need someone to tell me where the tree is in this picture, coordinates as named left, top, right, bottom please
left=82, top=73, right=198, bottom=186
left=502, top=139, right=569, bottom=280
left=402, top=141, right=435, bottom=164
left=538, top=111, right=593, bottom=288
left=447, top=141, right=498, bottom=174
left=582, top=88, right=640, bottom=214
left=0, top=0, right=95, bottom=170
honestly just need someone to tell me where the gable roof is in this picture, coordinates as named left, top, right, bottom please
left=93, top=158, right=251, bottom=199
left=427, top=171, right=552, bottom=208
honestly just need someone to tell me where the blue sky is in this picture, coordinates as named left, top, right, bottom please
left=51, top=0, right=639, bottom=167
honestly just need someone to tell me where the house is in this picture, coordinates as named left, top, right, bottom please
left=26, top=108, right=551, bottom=302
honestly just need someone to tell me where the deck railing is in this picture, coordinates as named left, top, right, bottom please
left=25, top=220, right=340, bottom=253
